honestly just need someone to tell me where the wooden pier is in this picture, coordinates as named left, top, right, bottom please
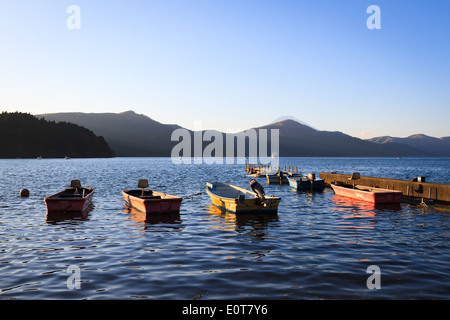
left=319, top=172, right=450, bottom=204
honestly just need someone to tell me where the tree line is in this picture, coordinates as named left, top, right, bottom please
left=0, top=111, right=115, bottom=158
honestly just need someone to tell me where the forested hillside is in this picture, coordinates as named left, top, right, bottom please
left=0, top=112, right=115, bottom=158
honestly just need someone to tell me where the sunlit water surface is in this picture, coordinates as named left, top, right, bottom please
left=0, top=157, right=449, bottom=299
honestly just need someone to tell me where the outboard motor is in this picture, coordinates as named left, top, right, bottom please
left=250, top=179, right=267, bottom=207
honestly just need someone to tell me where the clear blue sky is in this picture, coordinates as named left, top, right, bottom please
left=1, top=0, right=449, bottom=138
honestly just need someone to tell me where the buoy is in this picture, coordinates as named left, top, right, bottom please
left=19, top=189, right=30, bottom=197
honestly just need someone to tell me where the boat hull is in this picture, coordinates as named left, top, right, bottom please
left=122, top=190, right=182, bottom=214
left=206, top=182, right=281, bottom=213
left=331, top=184, right=402, bottom=204
left=288, top=177, right=324, bottom=191
left=44, top=188, right=94, bottom=214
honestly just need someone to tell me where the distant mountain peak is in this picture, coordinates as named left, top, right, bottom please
left=407, top=134, right=430, bottom=139
left=119, top=110, right=147, bottom=118
left=119, top=110, right=136, bottom=115
left=271, top=115, right=316, bottom=130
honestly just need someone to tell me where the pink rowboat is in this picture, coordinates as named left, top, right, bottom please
left=122, top=179, right=182, bottom=214
left=331, top=184, right=402, bottom=204
left=44, top=180, right=94, bottom=214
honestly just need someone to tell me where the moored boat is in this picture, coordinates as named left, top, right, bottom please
left=331, top=184, right=402, bottom=204
left=288, top=173, right=325, bottom=191
left=246, top=165, right=272, bottom=178
left=44, top=180, right=94, bottom=214
left=122, top=179, right=182, bottom=214
left=206, top=181, right=281, bottom=213
left=247, top=167, right=270, bottom=177
left=266, top=170, right=302, bottom=184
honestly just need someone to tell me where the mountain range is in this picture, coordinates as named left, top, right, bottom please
left=40, top=111, right=180, bottom=157
left=37, top=111, right=449, bottom=157
left=368, top=134, right=450, bottom=157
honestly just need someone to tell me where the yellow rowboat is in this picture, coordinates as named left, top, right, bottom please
left=206, top=182, right=281, bottom=213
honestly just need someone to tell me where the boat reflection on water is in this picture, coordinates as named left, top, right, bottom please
left=122, top=205, right=182, bottom=228
left=206, top=204, right=279, bottom=240
left=331, top=195, right=402, bottom=219
left=330, top=195, right=397, bottom=243
left=206, top=204, right=236, bottom=232
left=45, top=203, right=93, bottom=223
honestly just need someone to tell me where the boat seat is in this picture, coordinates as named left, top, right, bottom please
left=348, top=172, right=360, bottom=188
left=138, top=179, right=149, bottom=189
left=70, top=180, right=82, bottom=194
left=141, top=195, right=161, bottom=200
left=349, top=172, right=360, bottom=180
left=70, top=180, right=82, bottom=188
left=137, top=179, right=149, bottom=197
left=60, top=194, right=83, bottom=198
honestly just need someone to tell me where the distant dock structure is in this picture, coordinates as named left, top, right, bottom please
left=245, top=163, right=299, bottom=177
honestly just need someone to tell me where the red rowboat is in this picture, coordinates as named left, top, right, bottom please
left=331, top=184, right=402, bottom=204
left=44, top=180, right=94, bottom=214
left=122, top=190, right=183, bottom=214
left=122, top=179, right=182, bottom=214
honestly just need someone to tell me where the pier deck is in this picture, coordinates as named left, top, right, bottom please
left=319, top=172, right=450, bottom=203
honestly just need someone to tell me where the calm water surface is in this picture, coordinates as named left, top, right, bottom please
left=0, top=157, right=449, bottom=299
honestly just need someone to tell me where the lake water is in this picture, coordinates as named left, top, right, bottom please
left=0, top=157, right=449, bottom=300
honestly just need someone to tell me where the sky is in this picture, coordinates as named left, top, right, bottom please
left=0, top=0, right=449, bottom=138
